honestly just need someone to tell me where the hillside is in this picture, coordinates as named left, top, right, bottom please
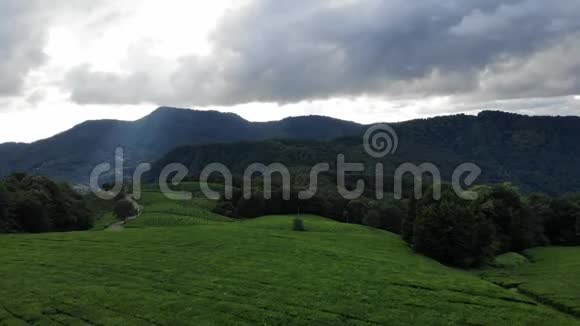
left=151, top=111, right=580, bottom=195
left=0, top=107, right=362, bottom=182
left=0, top=183, right=577, bottom=325
left=3, top=109, right=580, bottom=194
left=481, top=247, right=580, bottom=317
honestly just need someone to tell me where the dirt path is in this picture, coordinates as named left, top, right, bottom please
left=108, top=195, right=142, bottom=231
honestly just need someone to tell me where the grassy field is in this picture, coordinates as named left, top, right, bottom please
left=481, top=247, right=580, bottom=318
left=0, top=183, right=578, bottom=325
left=128, top=185, right=231, bottom=228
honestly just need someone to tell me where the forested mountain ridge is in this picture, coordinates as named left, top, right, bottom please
left=0, top=107, right=362, bottom=182
left=151, top=111, right=580, bottom=195
left=2, top=108, right=580, bottom=194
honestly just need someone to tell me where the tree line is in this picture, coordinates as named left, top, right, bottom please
left=0, top=173, right=97, bottom=233
left=404, top=183, right=580, bottom=267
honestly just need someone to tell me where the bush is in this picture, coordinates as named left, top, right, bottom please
left=362, top=209, right=382, bottom=229
left=343, top=199, right=368, bottom=224
left=114, top=199, right=137, bottom=220
left=213, top=201, right=235, bottom=217
left=292, top=218, right=306, bottom=232
left=234, top=193, right=266, bottom=218
left=491, top=252, right=529, bottom=268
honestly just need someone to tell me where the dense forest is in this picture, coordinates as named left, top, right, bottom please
left=406, top=183, right=580, bottom=267
left=150, top=111, right=580, bottom=195
left=0, top=174, right=97, bottom=233
left=3, top=108, right=580, bottom=195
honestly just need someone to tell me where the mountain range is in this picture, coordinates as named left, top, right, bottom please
left=0, top=107, right=362, bottom=182
left=1, top=107, right=580, bottom=195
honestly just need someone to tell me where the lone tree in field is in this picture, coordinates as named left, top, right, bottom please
left=114, top=199, right=137, bottom=221
left=293, top=218, right=306, bottom=232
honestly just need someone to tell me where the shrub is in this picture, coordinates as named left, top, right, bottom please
left=491, top=252, right=529, bottom=268
left=234, top=193, right=266, bottom=218
left=292, top=218, right=306, bottom=232
left=343, top=199, right=368, bottom=224
left=213, top=201, right=235, bottom=217
left=114, top=199, right=137, bottom=220
left=362, top=209, right=382, bottom=229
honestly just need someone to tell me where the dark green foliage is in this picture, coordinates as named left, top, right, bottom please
left=362, top=209, right=382, bottom=229
left=0, top=183, right=10, bottom=231
left=10, top=191, right=51, bottom=233
left=217, top=185, right=404, bottom=234
left=525, top=194, right=552, bottom=246
left=220, top=187, right=348, bottom=221
left=402, top=196, right=417, bottom=243
left=114, top=199, right=137, bottom=220
left=292, top=218, right=306, bottom=231
left=0, top=174, right=95, bottom=233
left=412, top=185, right=496, bottom=268
left=545, top=197, right=580, bottom=245
left=149, top=111, right=580, bottom=197
left=212, top=201, right=235, bottom=217
left=403, top=181, right=580, bottom=267
left=233, top=194, right=266, bottom=218
left=344, top=199, right=368, bottom=224
left=381, top=205, right=404, bottom=234
left=474, top=184, right=538, bottom=252
left=361, top=200, right=405, bottom=233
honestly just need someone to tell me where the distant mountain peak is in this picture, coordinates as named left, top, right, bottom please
left=0, top=108, right=363, bottom=182
left=142, top=107, right=248, bottom=123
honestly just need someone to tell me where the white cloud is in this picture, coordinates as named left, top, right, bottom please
left=2, top=0, right=580, bottom=143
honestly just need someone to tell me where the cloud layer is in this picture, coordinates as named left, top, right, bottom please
left=0, top=1, right=48, bottom=96
left=2, top=0, right=580, bottom=142
left=64, top=0, right=580, bottom=106
left=0, top=1, right=104, bottom=97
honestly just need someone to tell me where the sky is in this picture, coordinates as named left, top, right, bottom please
left=1, top=0, right=580, bottom=143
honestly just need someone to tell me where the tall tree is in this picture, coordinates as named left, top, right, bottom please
left=413, top=184, right=496, bottom=268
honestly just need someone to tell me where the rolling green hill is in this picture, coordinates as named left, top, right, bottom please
left=481, top=247, right=580, bottom=317
left=0, top=183, right=578, bottom=325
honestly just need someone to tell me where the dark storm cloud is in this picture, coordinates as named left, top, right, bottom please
left=66, top=0, right=580, bottom=106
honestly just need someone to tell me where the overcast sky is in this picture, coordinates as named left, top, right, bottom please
left=1, top=0, right=580, bottom=143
